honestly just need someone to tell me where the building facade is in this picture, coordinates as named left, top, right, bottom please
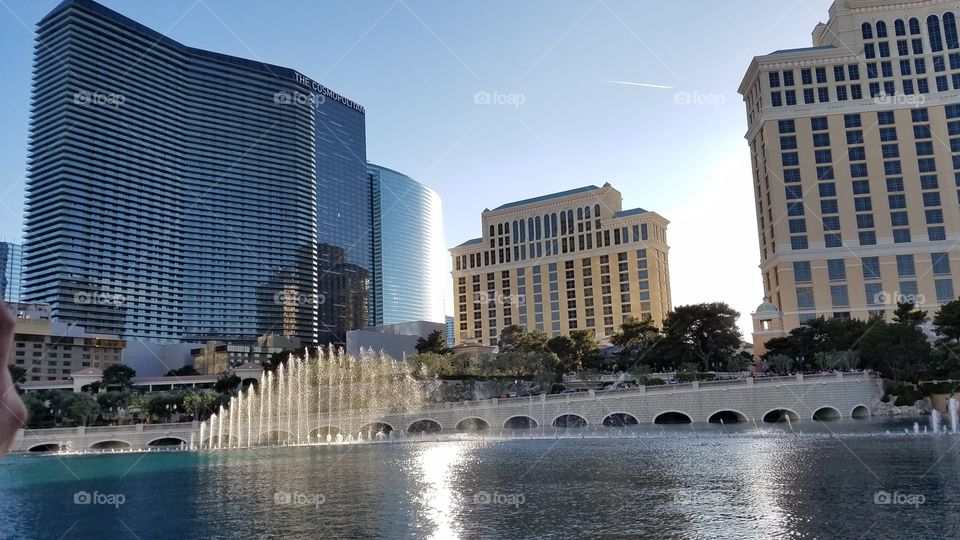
left=740, top=0, right=960, bottom=351
left=23, top=0, right=367, bottom=346
left=0, top=242, right=23, bottom=302
left=7, top=303, right=125, bottom=382
left=449, top=183, right=671, bottom=346
left=367, top=163, right=446, bottom=326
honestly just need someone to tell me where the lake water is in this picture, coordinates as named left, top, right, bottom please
left=2, top=418, right=959, bottom=539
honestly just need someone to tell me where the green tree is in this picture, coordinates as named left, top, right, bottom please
left=183, top=393, right=216, bottom=421
left=546, top=335, right=576, bottom=371
left=767, top=354, right=794, bottom=375
left=213, top=373, right=241, bottom=394
left=64, top=394, right=100, bottom=426
left=95, top=390, right=132, bottom=414
left=415, top=330, right=449, bottom=355
left=726, top=352, right=754, bottom=373
left=408, top=352, right=455, bottom=378
left=102, top=364, right=136, bottom=389
left=860, top=320, right=930, bottom=382
left=660, top=303, right=742, bottom=371
left=498, top=326, right=548, bottom=354
left=933, top=298, right=960, bottom=344
left=610, top=316, right=661, bottom=351
left=569, top=330, right=600, bottom=369
left=893, top=301, right=928, bottom=327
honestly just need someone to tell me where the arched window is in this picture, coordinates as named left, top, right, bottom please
left=584, top=205, right=591, bottom=219
left=895, top=19, right=905, bottom=36
left=560, top=212, right=567, bottom=235
left=535, top=216, right=541, bottom=240
left=527, top=217, right=534, bottom=241
left=542, top=214, right=550, bottom=238
left=910, top=17, right=921, bottom=35
left=576, top=207, right=583, bottom=221
left=566, top=210, right=574, bottom=232
left=861, top=22, right=873, bottom=40
left=929, top=15, right=944, bottom=52
left=944, top=12, right=959, bottom=49
left=594, top=204, right=601, bottom=219
left=876, top=21, right=887, bottom=38
left=489, top=224, right=495, bottom=237
left=550, top=213, right=558, bottom=237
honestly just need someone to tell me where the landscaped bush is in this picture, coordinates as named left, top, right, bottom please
left=675, top=372, right=714, bottom=383
left=918, top=381, right=957, bottom=395
left=643, top=377, right=665, bottom=386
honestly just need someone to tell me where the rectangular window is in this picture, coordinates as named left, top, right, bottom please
left=794, top=261, right=812, bottom=283
left=796, top=287, right=815, bottom=310
left=896, top=254, right=916, bottom=277
left=791, top=236, right=809, bottom=250
left=936, top=279, right=955, bottom=304
left=866, top=283, right=885, bottom=305
left=862, top=257, right=881, bottom=280
left=933, top=253, right=951, bottom=275
left=810, top=117, right=829, bottom=131
left=893, top=229, right=912, bottom=243
left=859, top=230, right=877, bottom=245
left=828, top=259, right=846, bottom=281
left=830, top=285, right=850, bottom=307
left=822, top=216, right=841, bottom=231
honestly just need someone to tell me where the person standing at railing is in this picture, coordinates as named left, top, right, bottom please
left=0, top=302, right=28, bottom=458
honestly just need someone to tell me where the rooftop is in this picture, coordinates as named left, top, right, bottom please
left=490, top=185, right=602, bottom=212
left=454, top=237, right=483, bottom=248
left=768, top=44, right=837, bottom=56
left=613, top=207, right=648, bottom=218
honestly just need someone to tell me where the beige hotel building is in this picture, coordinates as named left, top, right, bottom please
left=449, top=183, right=671, bottom=347
left=741, top=0, right=960, bottom=355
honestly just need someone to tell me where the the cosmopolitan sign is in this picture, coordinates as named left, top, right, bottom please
left=294, top=72, right=365, bottom=114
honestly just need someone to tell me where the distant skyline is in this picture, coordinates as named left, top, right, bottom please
left=0, top=0, right=835, bottom=336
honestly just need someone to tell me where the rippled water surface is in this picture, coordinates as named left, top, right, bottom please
left=2, top=419, right=959, bottom=539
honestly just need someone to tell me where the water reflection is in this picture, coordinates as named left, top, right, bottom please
left=412, top=443, right=467, bottom=539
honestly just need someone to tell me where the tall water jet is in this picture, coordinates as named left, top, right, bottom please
left=949, top=397, right=959, bottom=434
left=198, top=347, right=424, bottom=450
left=931, top=409, right=943, bottom=434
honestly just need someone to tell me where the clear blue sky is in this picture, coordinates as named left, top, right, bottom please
left=0, top=0, right=833, bottom=336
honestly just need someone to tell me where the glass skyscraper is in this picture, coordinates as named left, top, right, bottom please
left=23, top=0, right=368, bottom=345
left=0, top=242, right=23, bottom=302
left=367, top=164, right=446, bottom=326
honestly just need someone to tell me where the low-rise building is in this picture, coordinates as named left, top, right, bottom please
left=7, top=303, right=125, bottom=381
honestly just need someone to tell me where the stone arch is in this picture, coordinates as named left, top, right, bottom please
left=407, top=419, right=442, bottom=434
left=147, top=437, right=187, bottom=447
left=503, top=415, right=538, bottom=429
left=851, top=404, right=871, bottom=419
left=762, top=408, right=800, bottom=423
left=455, top=418, right=490, bottom=431
left=653, top=411, right=692, bottom=424
left=602, top=412, right=639, bottom=427
left=552, top=414, right=587, bottom=428
left=27, top=443, right=62, bottom=453
left=310, top=426, right=343, bottom=441
left=89, top=440, right=131, bottom=450
left=359, top=422, right=394, bottom=437
left=812, top=406, right=842, bottom=421
left=707, top=409, right=749, bottom=424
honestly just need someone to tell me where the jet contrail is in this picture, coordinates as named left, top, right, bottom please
left=605, top=80, right=674, bottom=89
